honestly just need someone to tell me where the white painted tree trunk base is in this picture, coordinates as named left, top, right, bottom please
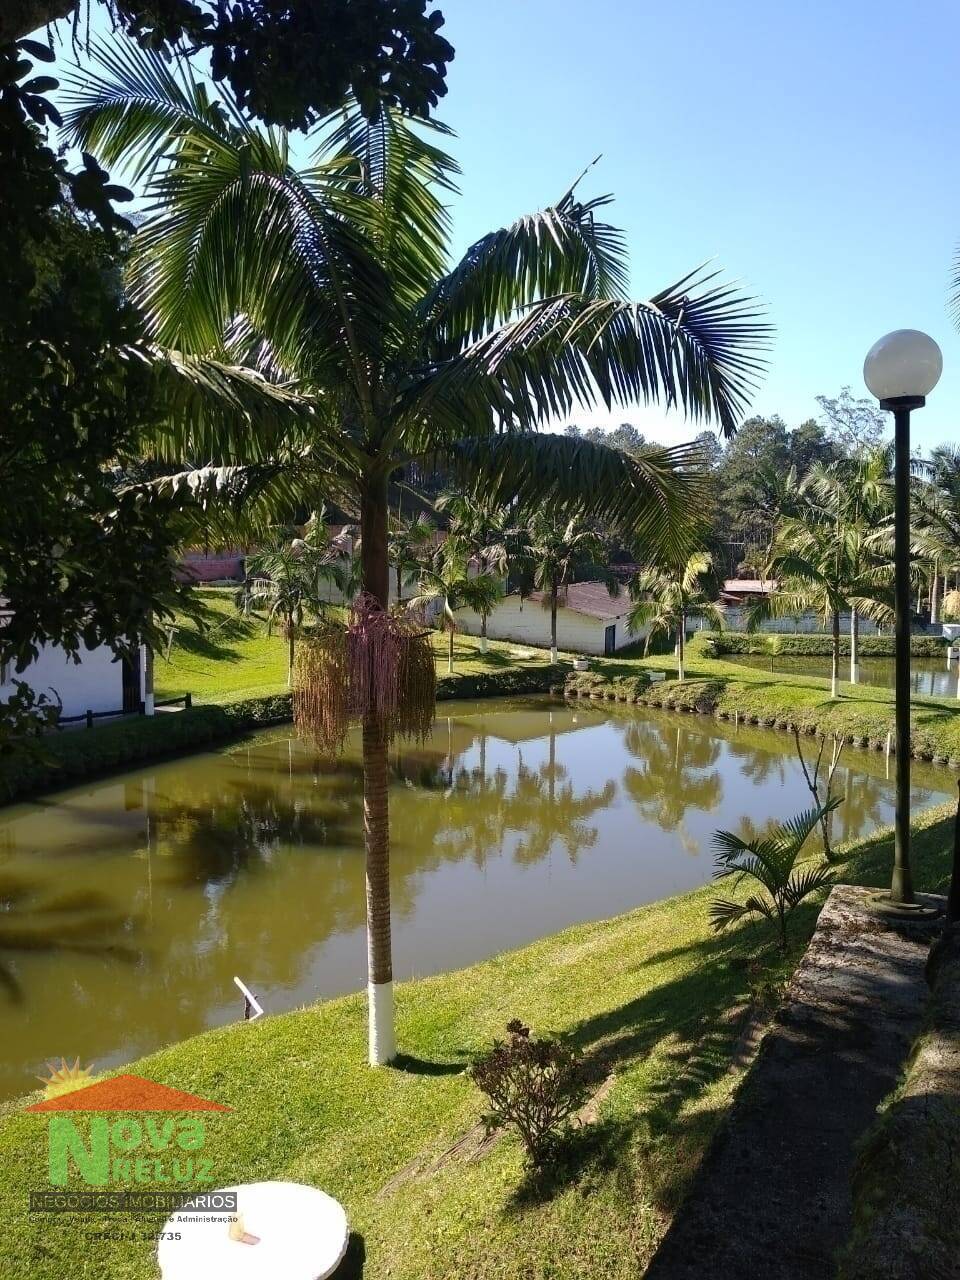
left=479, top=636, right=488, bottom=654
left=550, top=647, right=558, bottom=664
left=144, top=692, right=155, bottom=716
left=850, top=663, right=860, bottom=684
left=368, top=980, right=395, bottom=1066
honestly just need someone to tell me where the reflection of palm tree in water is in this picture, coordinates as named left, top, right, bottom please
left=0, top=874, right=138, bottom=1003
left=623, top=721, right=722, bottom=848
left=399, top=726, right=616, bottom=869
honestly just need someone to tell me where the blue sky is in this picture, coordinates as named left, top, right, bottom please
left=435, top=0, right=960, bottom=449
left=52, top=0, right=960, bottom=451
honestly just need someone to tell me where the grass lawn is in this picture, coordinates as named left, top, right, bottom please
left=155, top=588, right=567, bottom=705
left=0, top=805, right=953, bottom=1280
left=587, top=634, right=960, bottom=762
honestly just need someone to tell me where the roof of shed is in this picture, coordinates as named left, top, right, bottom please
left=527, top=581, right=631, bottom=620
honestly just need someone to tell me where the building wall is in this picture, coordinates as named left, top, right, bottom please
left=178, top=550, right=246, bottom=583
left=0, top=642, right=123, bottom=718
left=453, top=595, right=646, bottom=654
left=717, top=607, right=880, bottom=636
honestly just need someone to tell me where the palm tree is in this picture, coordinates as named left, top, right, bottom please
left=243, top=535, right=329, bottom=684
left=438, top=493, right=518, bottom=650
left=522, top=513, right=617, bottom=663
left=65, top=42, right=768, bottom=1064
left=388, top=514, right=434, bottom=604
left=757, top=489, right=893, bottom=697
left=709, top=801, right=839, bottom=950
left=914, top=445, right=960, bottom=637
left=805, top=447, right=893, bottom=682
left=410, top=549, right=503, bottom=672
left=628, top=550, right=723, bottom=680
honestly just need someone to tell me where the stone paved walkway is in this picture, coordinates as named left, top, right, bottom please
left=643, top=885, right=943, bottom=1280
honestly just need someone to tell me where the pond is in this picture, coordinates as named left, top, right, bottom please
left=730, top=653, right=959, bottom=698
left=0, top=696, right=952, bottom=1100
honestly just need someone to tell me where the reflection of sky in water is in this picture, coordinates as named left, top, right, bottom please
left=0, top=696, right=950, bottom=1100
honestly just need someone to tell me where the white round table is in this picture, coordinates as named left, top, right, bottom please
left=157, top=1181, right=349, bottom=1280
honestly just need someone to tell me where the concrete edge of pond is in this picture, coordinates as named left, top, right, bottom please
left=0, top=666, right=564, bottom=807
left=642, top=884, right=944, bottom=1280
left=565, top=679, right=960, bottom=772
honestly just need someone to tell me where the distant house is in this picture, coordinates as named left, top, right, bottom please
left=177, top=549, right=246, bottom=583
left=0, top=640, right=151, bottom=720
left=719, top=578, right=776, bottom=606
left=454, top=582, right=646, bottom=656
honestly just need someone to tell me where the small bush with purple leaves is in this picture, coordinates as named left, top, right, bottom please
left=469, top=1020, right=590, bottom=1167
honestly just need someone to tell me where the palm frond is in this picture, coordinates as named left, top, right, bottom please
left=444, top=435, right=704, bottom=561
left=420, top=189, right=629, bottom=352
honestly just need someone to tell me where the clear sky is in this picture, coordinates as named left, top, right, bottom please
left=51, top=0, right=960, bottom=451
left=432, top=0, right=960, bottom=450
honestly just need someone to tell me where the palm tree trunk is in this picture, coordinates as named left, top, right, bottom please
left=359, top=472, right=395, bottom=1065
left=850, top=609, right=859, bottom=684
left=287, top=623, right=295, bottom=687
left=931, top=561, right=941, bottom=625
left=362, top=712, right=393, bottom=1064
left=480, top=613, right=488, bottom=654
left=831, top=609, right=840, bottom=697
left=448, top=625, right=454, bottom=674
left=677, top=614, right=685, bottom=681
left=396, top=565, right=403, bottom=605
left=550, top=586, right=558, bottom=664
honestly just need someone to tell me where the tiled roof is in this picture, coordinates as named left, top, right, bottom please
left=722, top=579, right=776, bottom=594
left=528, top=581, right=630, bottom=620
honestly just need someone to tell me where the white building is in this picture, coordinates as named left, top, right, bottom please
left=0, top=638, right=151, bottom=721
left=454, top=582, right=646, bottom=657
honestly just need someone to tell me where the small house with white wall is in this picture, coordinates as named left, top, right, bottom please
left=0, top=632, right=151, bottom=721
left=454, top=582, right=646, bottom=656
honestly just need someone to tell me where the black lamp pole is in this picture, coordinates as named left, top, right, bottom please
left=882, top=393, right=923, bottom=906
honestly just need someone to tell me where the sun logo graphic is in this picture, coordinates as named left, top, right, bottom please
left=37, top=1058, right=95, bottom=1101
left=26, top=1060, right=230, bottom=1188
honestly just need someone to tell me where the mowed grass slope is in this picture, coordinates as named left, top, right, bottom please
left=0, top=807, right=953, bottom=1280
left=156, top=588, right=567, bottom=704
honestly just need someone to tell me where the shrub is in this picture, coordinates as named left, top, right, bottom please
left=700, top=632, right=949, bottom=659
left=470, top=1020, right=590, bottom=1166
left=710, top=802, right=838, bottom=950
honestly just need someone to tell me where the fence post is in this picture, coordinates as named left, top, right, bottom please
left=85, top=710, right=93, bottom=730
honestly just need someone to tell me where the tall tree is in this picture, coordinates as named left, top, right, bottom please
left=522, top=513, right=617, bottom=663
left=628, top=550, right=723, bottom=681
left=2, top=2, right=453, bottom=127
left=66, top=44, right=769, bottom=1062
left=409, top=548, right=503, bottom=672
left=388, top=514, right=434, bottom=604
left=757, top=490, right=893, bottom=697
left=805, top=446, right=893, bottom=681
left=816, top=386, right=887, bottom=456
left=243, top=534, right=332, bottom=684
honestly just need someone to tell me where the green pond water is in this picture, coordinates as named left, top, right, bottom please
left=731, top=653, right=959, bottom=697
left=0, top=695, right=952, bottom=1100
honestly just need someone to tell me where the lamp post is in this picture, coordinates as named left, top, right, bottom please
left=863, top=329, right=943, bottom=907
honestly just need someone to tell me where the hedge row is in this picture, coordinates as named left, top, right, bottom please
left=565, top=670, right=960, bottom=767
left=698, top=632, right=950, bottom=659
left=0, top=663, right=564, bottom=805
